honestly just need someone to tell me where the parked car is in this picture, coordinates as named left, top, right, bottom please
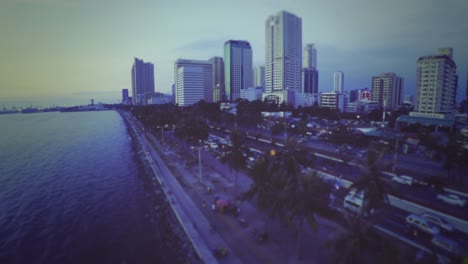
left=392, top=175, right=413, bottom=186
left=431, top=235, right=462, bottom=257
left=420, top=212, right=454, bottom=233
left=405, top=213, right=440, bottom=236
left=436, top=194, right=466, bottom=207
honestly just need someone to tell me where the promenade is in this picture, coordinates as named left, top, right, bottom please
left=120, top=110, right=344, bottom=263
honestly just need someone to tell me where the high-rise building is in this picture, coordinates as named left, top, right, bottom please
left=333, top=71, right=344, bottom=93
left=303, top=43, right=317, bottom=69
left=122, top=89, right=129, bottom=104
left=209, top=57, right=225, bottom=102
left=371, top=73, right=404, bottom=110
left=415, top=48, right=458, bottom=114
left=302, top=68, right=318, bottom=94
left=253, top=66, right=265, bottom=88
left=265, top=10, right=302, bottom=93
left=174, top=59, right=213, bottom=106
left=131, top=58, right=155, bottom=105
left=224, top=40, right=253, bottom=101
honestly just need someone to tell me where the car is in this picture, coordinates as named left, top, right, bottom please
left=405, top=213, right=440, bottom=236
left=436, top=194, right=466, bottom=207
left=431, top=235, right=462, bottom=257
left=420, top=213, right=454, bottom=233
left=392, top=175, right=413, bottom=186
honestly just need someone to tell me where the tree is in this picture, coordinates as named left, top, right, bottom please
left=222, top=129, right=250, bottom=203
left=287, top=171, right=330, bottom=259
left=350, top=145, right=397, bottom=214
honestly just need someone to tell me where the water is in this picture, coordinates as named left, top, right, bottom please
left=0, top=111, right=165, bottom=263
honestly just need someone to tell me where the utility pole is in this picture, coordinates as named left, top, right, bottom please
left=198, top=146, right=202, bottom=183
left=392, top=134, right=400, bottom=173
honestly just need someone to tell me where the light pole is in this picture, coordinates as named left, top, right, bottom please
left=392, top=133, right=402, bottom=172
left=192, top=140, right=203, bottom=183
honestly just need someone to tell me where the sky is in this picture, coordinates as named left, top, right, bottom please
left=1, top=0, right=467, bottom=108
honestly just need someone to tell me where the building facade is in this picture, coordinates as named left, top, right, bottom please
left=265, top=10, right=302, bottom=93
left=333, top=71, right=344, bottom=93
left=302, top=68, right=318, bottom=94
left=209, top=57, right=225, bottom=102
left=371, top=73, right=403, bottom=110
left=174, top=59, right=213, bottom=106
left=131, top=58, right=155, bottom=105
left=415, top=48, right=458, bottom=114
left=303, top=43, right=317, bottom=69
left=240, top=87, right=263, bottom=101
left=224, top=40, right=253, bottom=102
left=320, top=92, right=344, bottom=111
left=253, top=66, right=265, bottom=88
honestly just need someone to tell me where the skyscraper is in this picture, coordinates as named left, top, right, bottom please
left=415, top=48, right=458, bottom=114
left=131, top=58, right=155, bottom=105
left=224, top=40, right=253, bottom=101
left=302, top=68, right=318, bottom=94
left=253, top=66, right=265, bottom=88
left=174, top=59, right=213, bottom=106
left=265, top=10, right=302, bottom=93
left=371, top=73, right=404, bottom=110
left=303, top=43, right=317, bottom=69
left=333, top=71, right=344, bottom=93
left=122, top=89, right=129, bottom=104
left=209, top=57, right=225, bottom=102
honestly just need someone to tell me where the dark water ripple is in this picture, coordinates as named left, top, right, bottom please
left=0, top=111, right=164, bottom=263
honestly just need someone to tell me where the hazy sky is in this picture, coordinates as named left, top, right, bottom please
left=1, top=0, right=467, bottom=107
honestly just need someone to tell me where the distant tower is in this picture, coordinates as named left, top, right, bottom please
left=131, top=58, right=155, bottom=105
left=224, top=40, right=253, bottom=101
left=122, top=89, right=129, bottom=104
left=333, top=71, right=344, bottom=93
left=265, top=10, right=302, bottom=92
left=91, top=99, right=94, bottom=106
left=209, top=56, right=225, bottom=102
left=303, top=43, right=317, bottom=69
left=253, top=66, right=265, bottom=88
left=415, top=48, right=458, bottom=114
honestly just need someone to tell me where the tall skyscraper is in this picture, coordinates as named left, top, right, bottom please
left=174, top=59, right=213, bottom=106
left=303, top=43, right=317, bottom=69
left=371, top=73, right=404, bottom=110
left=209, top=57, right=225, bottom=102
left=415, top=48, right=458, bottom=114
left=253, top=66, right=265, bottom=88
left=131, top=58, right=155, bottom=105
left=224, top=40, right=253, bottom=101
left=333, top=71, right=344, bottom=93
left=302, top=68, right=318, bottom=94
left=265, top=10, right=302, bottom=93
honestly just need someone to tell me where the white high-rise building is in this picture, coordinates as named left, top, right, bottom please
left=265, top=10, right=302, bottom=93
left=253, top=66, right=265, bottom=88
left=174, top=59, right=213, bottom=106
left=333, top=71, right=344, bottom=93
left=303, top=43, right=317, bottom=69
left=224, top=40, right=253, bottom=101
left=415, top=48, right=458, bottom=114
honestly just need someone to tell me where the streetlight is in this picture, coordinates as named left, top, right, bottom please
left=392, top=133, right=403, bottom=172
left=191, top=140, right=203, bottom=183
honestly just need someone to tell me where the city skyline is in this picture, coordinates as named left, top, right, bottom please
left=1, top=0, right=468, bottom=107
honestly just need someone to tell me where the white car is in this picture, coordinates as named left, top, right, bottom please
left=421, top=213, right=454, bottom=233
left=436, top=194, right=466, bottom=207
left=392, top=175, right=413, bottom=186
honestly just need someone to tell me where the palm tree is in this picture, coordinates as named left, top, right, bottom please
left=222, top=129, right=250, bottom=204
left=350, top=144, right=397, bottom=215
left=287, top=171, right=330, bottom=259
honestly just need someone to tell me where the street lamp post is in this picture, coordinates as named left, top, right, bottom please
left=392, top=134, right=402, bottom=173
left=198, top=146, right=202, bottom=183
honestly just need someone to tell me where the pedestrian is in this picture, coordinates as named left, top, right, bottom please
left=212, top=203, right=216, bottom=211
left=202, top=200, right=206, bottom=208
